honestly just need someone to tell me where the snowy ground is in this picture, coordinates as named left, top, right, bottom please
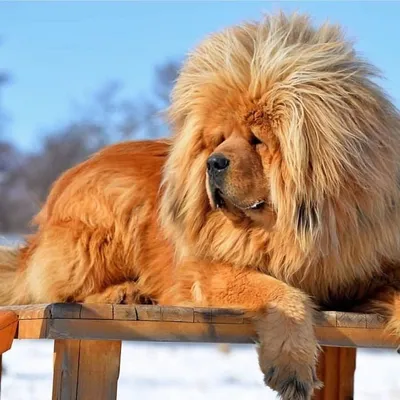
left=1, top=342, right=400, bottom=399
left=1, top=235, right=400, bottom=399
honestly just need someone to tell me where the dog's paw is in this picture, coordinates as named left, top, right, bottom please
left=255, top=290, right=321, bottom=400
left=262, top=362, right=322, bottom=400
left=84, top=282, right=155, bottom=304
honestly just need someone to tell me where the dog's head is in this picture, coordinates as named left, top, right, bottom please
left=160, top=12, right=400, bottom=264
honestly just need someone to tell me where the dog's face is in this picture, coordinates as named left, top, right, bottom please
left=201, top=94, right=278, bottom=229
left=161, top=12, right=400, bottom=264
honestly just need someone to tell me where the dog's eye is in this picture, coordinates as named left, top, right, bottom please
left=250, top=134, right=262, bottom=146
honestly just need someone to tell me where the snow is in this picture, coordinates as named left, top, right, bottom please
left=1, top=342, right=400, bottom=399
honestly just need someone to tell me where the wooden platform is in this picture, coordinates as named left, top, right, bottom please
left=0, top=303, right=395, bottom=347
left=0, top=311, right=18, bottom=397
left=0, top=303, right=397, bottom=399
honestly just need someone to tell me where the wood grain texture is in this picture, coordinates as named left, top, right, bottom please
left=0, top=311, right=18, bottom=354
left=0, top=304, right=386, bottom=326
left=75, top=340, right=121, bottom=400
left=161, top=306, right=194, bottom=322
left=315, top=346, right=356, bottom=400
left=52, top=340, right=80, bottom=400
left=43, top=318, right=399, bottom=348
left=52, top=339, right=121, bottom=400
left=0, top=354, right=2, bottom=397
left=46, top=319, right=256, bottom=343
left=80, top=304, right=113, bottom=320
left=315, top=325, right=397, bottom=348
left=0, top=304, right=52, bottom=319
left=51, top=304, right=82, bottom=319
left=193, top=307, right=212, bottom=323
left=135, top=305, right=161, bottom=321
left=1, top=304, right=396, bottom=348
left=113, top=305, right=138, bottom=320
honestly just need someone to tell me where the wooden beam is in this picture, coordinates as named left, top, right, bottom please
left=0, top=304, right=396, bottom=348
left=314, top=346, right=357, bottom=400
left=12, top=316, right=396, bottom=348
left=53, top=340, right=80, bottom=400
left=47, top=318, right=255, bottom=343
left=0, top=312, right=17, bottom=354
left=0, top=354, right=2, bottom=398
left=0, top=311, right=17, bottom=400
left=53, top=339, right=121, bottom=400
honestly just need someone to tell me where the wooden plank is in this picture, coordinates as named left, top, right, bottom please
left=315, top=346, right=356, bottom=400
left=0, top=304, right=394, bottom=349
left=17, top=316, right=397, bottom=348
left=211, top=308, right=253, bottom=324
left=47, top=319, right=255, bottom=343
left=135, top=305, right=161, bottom=321
left=43, top=318, right=397, bottom=348
left=338, top=347, right=357, bottom=399
left=0, top=312, right=18, bottom=354
left=366, top=313, right=386, bottom=329
left=316, top=346, right=339, bottom=400
left=17, top=319, right=49, bottom=339
left=315, top=325, right=396, bottom=348
left=0, top=304, right=52, bottom=320
left=80, top=304, right=113, bottom=320
left=52, top=340, right=80, bottom=400
left=113, top=305, right=137, bottom=320
left=50, top=304, right=81, bottom=319
left=193, top=308, right=212, bottom=323
left=75, top=340, right=121, bottom=400
left=336, top=312, right=367, bottom=328
left=315, top=311, right=337, bottom=327
left=0, top=354, right=2, bottom=398
left=0, top=304, right=389, bottom=328
left=52, top=340, right=121, bottom=400
left=161, top=306, right=194, bottom=322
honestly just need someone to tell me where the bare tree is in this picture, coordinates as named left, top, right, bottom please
left=0, top=59, right=181, bottom=233
left=0, top=40, right=10, bottom=138
left=141, top=60, right=181, bottom=138
left=153, top=61, right=181, bottom=106
left=0, top=73, right=8, bottom=138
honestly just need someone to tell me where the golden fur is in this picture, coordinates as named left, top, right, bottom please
left=1, top=12, right=400, bottom=399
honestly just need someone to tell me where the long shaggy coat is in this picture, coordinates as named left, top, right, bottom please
left=1, top=12, right=400, bottom=400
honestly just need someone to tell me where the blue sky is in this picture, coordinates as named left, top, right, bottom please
left=1, top=1, right=399, bottom=151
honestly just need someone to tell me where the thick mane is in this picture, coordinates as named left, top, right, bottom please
left=160, top=12, right=400, bottom=301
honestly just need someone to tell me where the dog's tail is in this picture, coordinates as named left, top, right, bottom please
left=0, top=245, right=29, bottom=305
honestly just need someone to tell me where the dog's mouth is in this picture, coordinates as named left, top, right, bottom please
left=212, top=188, right=265, bottom=212
left=213, top=189, right=225, bottom=209
left=209, top=185, right=276, bottom=229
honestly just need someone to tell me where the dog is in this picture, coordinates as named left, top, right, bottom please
left=1, top=12, right=400, bottom=399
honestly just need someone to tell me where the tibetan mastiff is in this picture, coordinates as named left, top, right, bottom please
left=1, top=12, right=400, bottom=399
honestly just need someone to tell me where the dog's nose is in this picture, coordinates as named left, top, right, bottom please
left=207, top=154, right=230, bottom=173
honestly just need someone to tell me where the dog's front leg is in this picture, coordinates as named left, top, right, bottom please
left=174, top=260, right=321, bottom=400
